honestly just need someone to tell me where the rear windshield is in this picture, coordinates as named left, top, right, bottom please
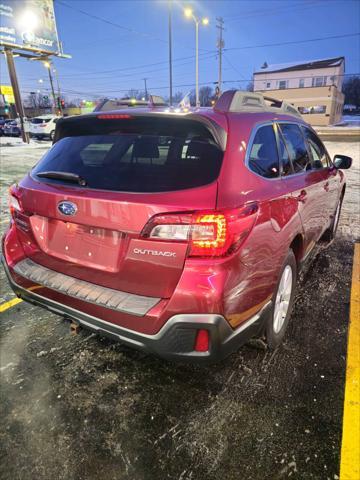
left=32, top=119, right=223, bottom=192
left=31, top=118, right=51, bottom=124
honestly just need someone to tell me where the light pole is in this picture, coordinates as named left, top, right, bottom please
left=43, top=61, right=57, bottom=114
left=168, top=0, right=173, bottom=106
left=184, top=8, right=209, bottom=107
left=52, top=66, right=63, bottom=115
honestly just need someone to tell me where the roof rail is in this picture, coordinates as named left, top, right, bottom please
left=214, top=90, right=302, bottom=118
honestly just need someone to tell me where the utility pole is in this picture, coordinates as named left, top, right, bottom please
left=216, top=17, right=225, bottom=96
left=44, top=61, right=57, bottom=114
left=47, top=68, right=57, bottom=114
left=53, top=66, right=63, bottom=115
left=143, top=77, right=148, bottom=100
left=4, top=48, right=29, bottom=143
left=168, top=0, right=173, bottom=106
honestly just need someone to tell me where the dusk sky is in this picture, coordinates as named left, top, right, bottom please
left=1, top=0, right=359, bottom=101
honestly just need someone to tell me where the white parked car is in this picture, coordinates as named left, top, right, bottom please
left=29, top=115, right=59, bottom=140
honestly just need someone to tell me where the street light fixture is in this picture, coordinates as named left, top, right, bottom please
left=184, top=9, right=209, bottom=107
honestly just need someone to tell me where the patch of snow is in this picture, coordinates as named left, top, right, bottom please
left=255, top=57, right=342, bottom=73
left=0, top=137, right=51, bottom=149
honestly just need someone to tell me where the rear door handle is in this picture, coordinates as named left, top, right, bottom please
left=296, top=190, right=307, bottom=203
left=324, top=182, right=330, bottom=192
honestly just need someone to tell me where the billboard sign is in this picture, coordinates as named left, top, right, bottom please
left=0, top=85, right=15, bottom=103
left=0, top=0, right=60, bottom=55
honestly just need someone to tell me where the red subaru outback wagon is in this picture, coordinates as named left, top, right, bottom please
left=2, top=91, right=352, bottom=363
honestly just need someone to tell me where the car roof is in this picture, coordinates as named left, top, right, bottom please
left=33, top=115, right=57, bottom=119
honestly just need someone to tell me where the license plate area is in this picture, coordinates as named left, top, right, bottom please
left=30, top=215, right=126, bottom=272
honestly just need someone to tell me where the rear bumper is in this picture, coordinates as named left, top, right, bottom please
left=2, top=255, right=271, bottom=364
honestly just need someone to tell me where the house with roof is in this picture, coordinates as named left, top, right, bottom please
left=253, top=57, right=345, bottom=126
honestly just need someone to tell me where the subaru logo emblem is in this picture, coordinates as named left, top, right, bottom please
left=58, top=201, right=77, bottom=216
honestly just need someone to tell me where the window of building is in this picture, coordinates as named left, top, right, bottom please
left=278, top=80, right=288, bottom=90
left=266, top=82, right=271, bottom=88
left=299, top=78, right=305, bottom=88
left=278, top=123, right=311, bottom=173
left=312, top=76, right=327, bottom=87
left=247, top=125, right=280, bottom=178
left=301, top=126, right=329, bottom=168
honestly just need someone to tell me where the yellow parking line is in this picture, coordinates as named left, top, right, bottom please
left=0, top=297, right=22, bottom=313
left=340, top=243, right=360, bottom=480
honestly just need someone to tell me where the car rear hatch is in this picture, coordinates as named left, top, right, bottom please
left=30, top=117, right=50, bottom=134
left=12, top=112, right=226, bottom=299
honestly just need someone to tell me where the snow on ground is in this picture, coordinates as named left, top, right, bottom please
left=339, top=115, right=360, bottom=126
left=0, top=137, right=359, bottom=238
left=0, top=136, right=51, bottom=149
left=324, top=141, right=360, bottom=238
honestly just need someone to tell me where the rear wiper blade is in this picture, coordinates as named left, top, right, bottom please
left=36, top=171, right=87, bottom=186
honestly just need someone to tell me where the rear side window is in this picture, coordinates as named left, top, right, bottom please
left=248, top=125, right=279, bottom=178
left=278, top=123, right=311, bottom=173
left=301, top=127, right=329, bottom=168
left=31, top=118, right=51, bottom=124
left=32, top=127, right=223, bottom=193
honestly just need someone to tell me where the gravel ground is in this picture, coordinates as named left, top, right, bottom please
left=0, top=135, right=358, bottom=480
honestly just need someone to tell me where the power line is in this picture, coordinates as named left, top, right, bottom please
left=225, top=32, right=360, bottom=52
left=55, top=0, right=168, bottom=44
left=224, top=0, right=323, bottom=23
left=21, top=51, right=218, bottom=80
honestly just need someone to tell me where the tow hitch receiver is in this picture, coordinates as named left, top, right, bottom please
left=70, top=321, right=81, bottom=335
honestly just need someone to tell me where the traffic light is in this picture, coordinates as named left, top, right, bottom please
left=57, top=97, right=65, bottom=109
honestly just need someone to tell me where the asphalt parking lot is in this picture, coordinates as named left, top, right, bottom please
left=0, top=136, right=359, bottom=480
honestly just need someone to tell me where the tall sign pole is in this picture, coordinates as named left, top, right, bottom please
left=216, top=17, right=225, bottom=95
left=4, top=48, right=29, bottom=143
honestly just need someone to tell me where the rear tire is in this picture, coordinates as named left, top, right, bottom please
left=329, top=196, right=343, bottom=239
left=266, top=250, right=297, bottom=350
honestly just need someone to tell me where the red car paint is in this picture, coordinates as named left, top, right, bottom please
left=2, top=96, right=348, bottom=360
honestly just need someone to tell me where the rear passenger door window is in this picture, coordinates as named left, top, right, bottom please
left=278, top=123, right=311, bottom=173
left=301, top=126, right=329, bottom=169
left=248, top=124, right=280, bottom=178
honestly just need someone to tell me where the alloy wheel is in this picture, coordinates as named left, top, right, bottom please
left=273, top=265, right=293, bottom=334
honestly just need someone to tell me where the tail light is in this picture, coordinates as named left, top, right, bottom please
left=97, top=114, right=132, bottom=119
left=141, top=203, right=258, bottom=257
left=194, top=329, right=210, bottom=352
left=8, top=186, right=22, bottom=217
left=8, top=186, right=30, bottom=232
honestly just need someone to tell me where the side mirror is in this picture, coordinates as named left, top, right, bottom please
left=333, top=155, right=352, bottom=170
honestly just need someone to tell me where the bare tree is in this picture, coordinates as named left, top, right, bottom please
left=25, top=92, right=51, bottom=109
left=199, top=86, right=214, bottom=106
left=172, top=91, right=184, bottom=104
left=246, top=81, right=254, bottom=92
